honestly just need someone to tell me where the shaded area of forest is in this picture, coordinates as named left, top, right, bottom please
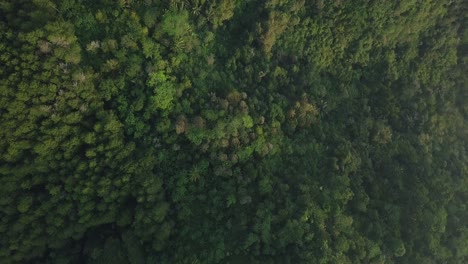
left=0, top=0, right=466, bottom=263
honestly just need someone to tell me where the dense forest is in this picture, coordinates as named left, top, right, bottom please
left=0, top=0, right=467, bottom=263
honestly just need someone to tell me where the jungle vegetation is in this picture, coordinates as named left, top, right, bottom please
left=0, top=0, right=467, bottom=263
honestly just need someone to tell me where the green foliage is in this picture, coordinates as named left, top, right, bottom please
left=0, top=0, right=466, bottom=263
left=161, top=11, right=190, bottom=37
left=17, top=196, right=33, bottom=213
left=148, top=70, right=176, bottom=111
left=390, top=238, right=406, bottom=257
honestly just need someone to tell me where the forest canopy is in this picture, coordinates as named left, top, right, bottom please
left=0, top=0, right=467, bottom=263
